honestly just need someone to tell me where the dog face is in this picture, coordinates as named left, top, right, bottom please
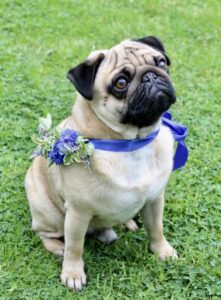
left=67, top=36, right=176, bottom=129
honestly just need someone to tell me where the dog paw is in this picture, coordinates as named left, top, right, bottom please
left=125, top=219, right=139, bottom=232
left=96, top=228, right=118, bottom=244
left=60, top=269, right=86, bottom=291
left=150, top=239, right=178, bottom=260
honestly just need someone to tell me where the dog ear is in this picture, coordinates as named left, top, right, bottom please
left=67, top=53, right=105, bottom=100
left=134, top=36, right=171, bottom=65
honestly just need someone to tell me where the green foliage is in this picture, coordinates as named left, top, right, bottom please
left=0, top=0, right=221, bottom=299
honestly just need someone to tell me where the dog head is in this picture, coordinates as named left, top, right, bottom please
left=67, top=36, right=176, bottom=134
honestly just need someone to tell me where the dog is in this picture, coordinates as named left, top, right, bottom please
left=25, top=36, right=177, bottom=291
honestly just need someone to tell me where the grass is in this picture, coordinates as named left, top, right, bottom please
left=0, top=0, right=221, bottom=299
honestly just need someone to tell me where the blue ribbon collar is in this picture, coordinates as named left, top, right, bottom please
left=89, top=112, right=188, bottom=171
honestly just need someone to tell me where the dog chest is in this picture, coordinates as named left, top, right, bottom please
left=60, top=127, right=173, bottom=228
left=90, top=139, right=172, bottom=227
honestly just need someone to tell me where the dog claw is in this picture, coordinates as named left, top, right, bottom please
left=61, top=270, right=87, bottom=291
left=74, top=278, right=84, bottom=291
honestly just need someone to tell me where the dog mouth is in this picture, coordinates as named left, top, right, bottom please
left=120, top=78, right=176, bottom=128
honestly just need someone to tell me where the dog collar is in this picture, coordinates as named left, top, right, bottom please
left=32, top=112, right=188, bottom=170
left=89, top=112, right=188, bottom=171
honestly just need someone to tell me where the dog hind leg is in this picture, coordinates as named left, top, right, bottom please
left=25, top=159, right=65, bottom=253
left=96, top=228, right=118, bottom=244
left=40, top=236, right=64, bottom=256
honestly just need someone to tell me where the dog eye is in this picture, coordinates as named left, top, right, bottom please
left=114, top=77, right=128, bottom=90
left=158, top=59, right=166, bottom=69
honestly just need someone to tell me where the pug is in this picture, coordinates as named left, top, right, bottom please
left=25, top=36, right=177, bottom=291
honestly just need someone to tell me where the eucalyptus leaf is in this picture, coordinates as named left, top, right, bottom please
left=87, top=143, right=94, bottom=155
left=39, top=113, right=52, bottom=130
left=72, top=152, right=82, bottom=163
left=76, top=135, right=88, bottom=144
left=32, top=134, right=41, bottom=144
left=43, top=148, right=48, bottom=159
left=53, top=126, right=62, bottom=139
left=64, top=154, right=73, bottom=165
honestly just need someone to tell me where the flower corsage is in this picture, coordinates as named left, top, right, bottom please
left=31, top=114, right=94, bottom=166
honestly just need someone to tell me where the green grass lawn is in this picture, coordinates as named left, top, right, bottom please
left=0, top=0, right=221, bottom=299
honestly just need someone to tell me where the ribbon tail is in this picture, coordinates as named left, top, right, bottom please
left=173, top=140, right=189, bottom=171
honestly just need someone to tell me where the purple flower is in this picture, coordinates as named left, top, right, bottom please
left=60, top=129, right=78, bottom=144
left=48, top=141, right=64, bottom=165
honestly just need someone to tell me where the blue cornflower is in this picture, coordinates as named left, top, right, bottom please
left=60, top=129, right=78, bottom=144
left=48, top=141, right=65, bottom=165
left=48, top=130, right=79, bottom=165
left=58, top=129, right=79, bottom=153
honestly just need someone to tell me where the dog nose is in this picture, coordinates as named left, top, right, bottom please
left=142, top=72, right=158, bottom=83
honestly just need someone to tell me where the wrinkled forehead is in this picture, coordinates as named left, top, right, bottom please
left=103, top=40, right=162, bottom=74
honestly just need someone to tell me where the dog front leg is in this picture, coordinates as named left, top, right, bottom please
left=60, top=205, right=92, bottom=291
left=141, top=191, right=178, bottom=260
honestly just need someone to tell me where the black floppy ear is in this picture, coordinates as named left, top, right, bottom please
left=67, top=53, right=105, bottom=100
left=134, top=36, right=171, bottom=65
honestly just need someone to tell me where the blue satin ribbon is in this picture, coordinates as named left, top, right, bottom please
left=89, top=130, right=159, bottom=152
left=162, top=112, right=188, bottom=170
left=89, top=111, right=188, bottom=171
